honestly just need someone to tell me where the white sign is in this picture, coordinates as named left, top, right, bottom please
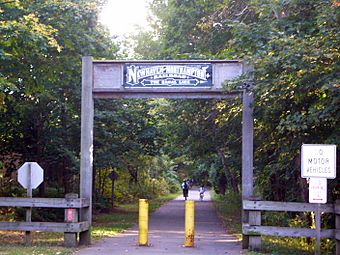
left=18, top=162, right=44, bottom=189
left=301, top=144, right=336, bottom=179
left=309, top=178, right=327, bottom=204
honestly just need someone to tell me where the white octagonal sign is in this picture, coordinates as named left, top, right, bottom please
left=18, top=162, right=44, bottom=189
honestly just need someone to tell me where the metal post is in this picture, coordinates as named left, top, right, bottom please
left=185, top=200, right=195, bottom=247
left=242, top=81, right=254, bottom=249
left=25, top=162, right=32, bottom=246
left=139, top=199, right=149, bottom=246
left=79, top=56, right=94, bottom=245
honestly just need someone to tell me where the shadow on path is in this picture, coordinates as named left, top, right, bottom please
left=74, top=189, right=242, bottom=255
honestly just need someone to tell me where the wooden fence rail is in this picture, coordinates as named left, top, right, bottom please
left=0, top=193, right=89, bottom=247
left=0, top=197, right=90, bottom=208
left=242, top=199, right=340, bottom=254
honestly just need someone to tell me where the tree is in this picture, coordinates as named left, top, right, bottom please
left=0, top=0, right=118, bottom=195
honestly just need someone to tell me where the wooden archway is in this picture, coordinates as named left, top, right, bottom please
left=79, top=56, right=254, bottom=245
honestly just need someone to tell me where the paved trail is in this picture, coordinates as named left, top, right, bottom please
left=74, top=189, right=242, bottom=255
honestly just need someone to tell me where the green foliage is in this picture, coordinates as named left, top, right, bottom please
left=228, top=0, right=340, bottom=202
left=0, top=0, right=118, bottom=197
left=94, top=154, right=179, bottom=207
left=141, top=0, right=339, bottom=204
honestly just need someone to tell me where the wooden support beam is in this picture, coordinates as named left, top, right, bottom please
left=0, top=197, right=89, bottom=208
left=64, top=193, right=79, bottom=247
left=79, top=56, right=94, bottom=245
left=243, top=225, right=335, bottom=239
left=243, top=200, right=334, bottom=213
left=241, top=82, right=254, bottom=249
left=248, top=210, right=261, bottom=251
left=0, top=221, right=89, bottom=232
left=336, top=200, right=340, bottom=255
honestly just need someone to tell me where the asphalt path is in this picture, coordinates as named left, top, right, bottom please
left=74, top=188, right=242, bottom=255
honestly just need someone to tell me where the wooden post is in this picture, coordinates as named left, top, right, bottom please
left=25, top=163, right=33, bottom=246
left=314, top=204, right=321, bottom=255
left=248, top=196, right=261, bottom=251
left=111, top=179, right=115, bottom=208
left=242, top=81, right=254, bottom=249
left=79, top=56, right=94, bottom=245
left=64, top=193, right=79, bottom=247
left=336, top=200, right=340, bottom=255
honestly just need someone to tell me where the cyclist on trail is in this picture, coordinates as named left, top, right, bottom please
left=181, top=180, right=189, bottom=200
left=199, top=185, right=205, bottom=201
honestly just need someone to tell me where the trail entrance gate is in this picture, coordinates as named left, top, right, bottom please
left=79, top=56, right=254, bottom=245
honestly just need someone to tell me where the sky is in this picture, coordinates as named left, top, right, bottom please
left=99, top=0, right=151, bottom=37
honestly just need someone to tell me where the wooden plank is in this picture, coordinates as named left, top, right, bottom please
left=80, top=56, right=94, bottom=245
left=241, top=84, right=254, bottom=249
left=336, top=230, right=340, bottom=240
left=0, top=197, right=89, bottom=208
left=0, top=221, right=89, bottom=232
left=242, top=225, right=335, bottom=238
left=336, top=200, right=340, bottom=254
left=93, top=90, right=238, bottom=99
left=248, top=210, right=261, bottom=251
left=64, top=194, right=79, bottom=247
left=93, top=59, right=241, bottom=64
left=243, top=200, right=334, bottom=213
left=241, top=86, right=254, bottom=200
left=335, top=204, right=340, bottom=214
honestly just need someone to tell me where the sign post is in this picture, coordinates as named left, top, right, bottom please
left=17, top=162, right=44, bottom=245
left=301, top=144, right=336, bottom=255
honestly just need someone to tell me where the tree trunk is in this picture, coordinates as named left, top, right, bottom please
left=217, top=149, right=239, bottom=193
left=128, top=165, right=138, bottom=183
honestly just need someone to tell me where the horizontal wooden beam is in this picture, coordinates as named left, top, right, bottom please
left=93, top=89, right=239, bottom=99
left=243, top=225, right=335, bottom=238
left=335, top=204, right=340, bottom=214
left=243, top=200, right=334, bottom=213
left=0, top=197, right=90, bottom=208
left=0, top=221, right=89, bottom=232
left=93, top=59, right=242, bottom=64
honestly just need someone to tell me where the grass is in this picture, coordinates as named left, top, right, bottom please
left=0, top=193, right=179, bottom=255
left=210, top=190, right=335, bottom=255
left=0, top=245, right=72, bottom=255
left=211, top=190, right=242, bottom=240
left=0, top=231, right=74, bottom=255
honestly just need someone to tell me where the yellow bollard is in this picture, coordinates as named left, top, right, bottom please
left=138, top=199, right=149, bottom=246
left=185, top=200, right=195, bottom=247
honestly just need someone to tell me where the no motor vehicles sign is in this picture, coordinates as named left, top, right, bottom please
left=301, top=144, right=336, bottom=179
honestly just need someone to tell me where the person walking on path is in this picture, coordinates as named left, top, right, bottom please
left=74, top=189, right=241, bottom=255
